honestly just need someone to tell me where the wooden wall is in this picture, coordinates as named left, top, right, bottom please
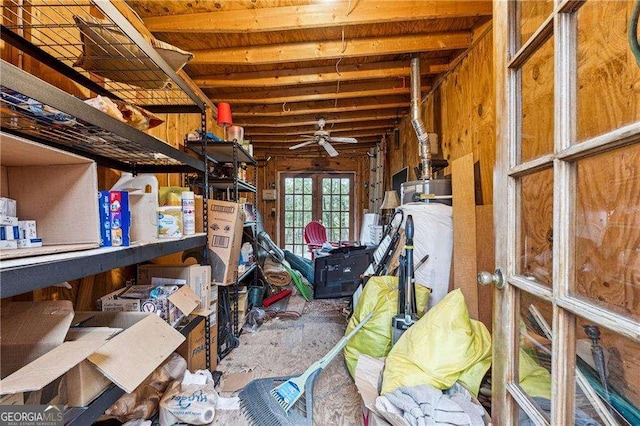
left=254, top=153, right=370, bottom=243
left=388, top=27, right=495, bottom=206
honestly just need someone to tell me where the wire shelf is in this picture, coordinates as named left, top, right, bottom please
left=0, top=71, right=203, bottom=172
left=1, top=0, right=202, bottom=108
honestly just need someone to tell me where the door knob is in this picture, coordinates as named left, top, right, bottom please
left=477, top=268, right=505, bottom=290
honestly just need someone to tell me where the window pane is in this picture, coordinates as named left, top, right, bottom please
left=574, top=316, right=639, bottom=424
left=517, top=292, right=553, bottom=421
left=576, top=1, right=640, bottom=142
left=518, top=169, right=554, bottom=287
left=520, top=36, right=554, bottom=163
left=516, top=0, right=554, bottom=50
left=574, top=144, right=640, bottom=321
left=341, top=178, right=349, bottom=194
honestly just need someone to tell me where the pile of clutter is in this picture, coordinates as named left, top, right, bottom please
left=100, top=354, right=238, bottom=426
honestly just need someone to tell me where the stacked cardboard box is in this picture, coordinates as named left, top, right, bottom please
left=207, top=200, right=244, bottom=285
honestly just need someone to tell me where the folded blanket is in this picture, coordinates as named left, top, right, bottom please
left=376, top=384, right=485, bottom=426
left=263, top=257, right=292, bottom=287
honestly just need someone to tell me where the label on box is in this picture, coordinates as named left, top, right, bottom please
left=101, top=298, right=141, bottom=312
left=0, top=215, right=18, bottom=226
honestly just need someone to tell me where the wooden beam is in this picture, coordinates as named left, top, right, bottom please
left=237, top=111, right=401, bottom=127
left=193, top=61, right=449, bottom=88
left=246, top=122, right=393, bottom=136
left=234, top=108, right=408, bottom=129
left=251, top=141, right=379, bottom=150
left=190, top=32, right=471, bottom=65
left=232, top=96, right=410, bottom=117
left=208, top=80, right=429, bottom=105
left=143, top=1, right=492, bottom=33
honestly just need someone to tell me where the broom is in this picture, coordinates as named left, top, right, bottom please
left=239, top=311, right=374, bottom=425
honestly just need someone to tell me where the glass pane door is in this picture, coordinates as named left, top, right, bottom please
left=280, top=173, right=354, bottom=258
left=494, top=0, right=640, bottom=424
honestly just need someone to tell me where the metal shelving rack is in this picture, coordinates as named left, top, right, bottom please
left=186, top=140, right=258, bottom=358
left=0, top=1, right=211, bottom=423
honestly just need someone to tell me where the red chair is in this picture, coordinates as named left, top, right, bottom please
left=304, top=221, right=339, bottom=259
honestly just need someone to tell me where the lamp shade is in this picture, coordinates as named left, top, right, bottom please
left=380, top=190, right=400, bottom=210
left=216, top=102, right=233, bottom=127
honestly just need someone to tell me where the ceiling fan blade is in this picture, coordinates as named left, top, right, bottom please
left=320, top=140, right=339, bottom=157
left=289, top=140, right=315, bottom=150
left=329, top=136, right=358, bottom=144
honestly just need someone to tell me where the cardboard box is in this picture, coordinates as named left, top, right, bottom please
left=176, top=318, right=207, bottom=372
left=207, top=200, right=244, bottom=285
left=209, top=320, right=219, bottom=372
left=0, top=197, right=17, bottom=216
left=231, top=290, right=248, bottom=327
left=0, top=310, right=186, bottom=408
left=209, top=297, right=218, bottom=326
left=0, top=132, right=100, bottom=259
left=0, top=301, right=75, bottom=379
left=211, top=283, right=219, bottom=305
left=137, top=264, right=211, bottom=309
left=195, top=194, right=204, bottom=233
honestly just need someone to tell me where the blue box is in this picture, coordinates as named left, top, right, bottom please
left=98, top=190, right=130, bottom=247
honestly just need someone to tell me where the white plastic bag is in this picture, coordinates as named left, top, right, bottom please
left=159, top=370, right=218, bottom=425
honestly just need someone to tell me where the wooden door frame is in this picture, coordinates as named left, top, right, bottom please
left=495, top=1, right=640, bottom=424
left=277, top=171, right=356, bottom=249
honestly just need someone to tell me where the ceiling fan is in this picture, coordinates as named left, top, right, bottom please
left=288, top=118, right=358, bottom=157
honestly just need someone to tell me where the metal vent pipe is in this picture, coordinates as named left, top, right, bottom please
left=410, top=55, right=432, bottom=180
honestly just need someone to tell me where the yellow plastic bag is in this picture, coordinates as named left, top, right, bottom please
left=381, top=289, right=492, bottom=396
left=519, top=348, right=552, bottom=399
left=343, top=276, right=430, bottom=378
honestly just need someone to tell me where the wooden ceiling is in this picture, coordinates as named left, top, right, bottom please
left=127, top=0, right=492, bottom=156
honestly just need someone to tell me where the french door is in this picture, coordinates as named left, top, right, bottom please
left=280, top=173, right=354, bottom=258
left=491, top=1, right=640, bottom=425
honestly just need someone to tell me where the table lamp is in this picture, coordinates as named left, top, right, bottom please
left=380, top=190, right=400, bottom=226
left=217, top=102, right=233, bottom=141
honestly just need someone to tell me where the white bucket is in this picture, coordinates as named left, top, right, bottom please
left=111, top=172, right=159, bottom=243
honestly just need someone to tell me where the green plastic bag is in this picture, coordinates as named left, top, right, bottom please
left=381, top=289, right=492, bottom=396
left=343, top=276, right=430, bottom=378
